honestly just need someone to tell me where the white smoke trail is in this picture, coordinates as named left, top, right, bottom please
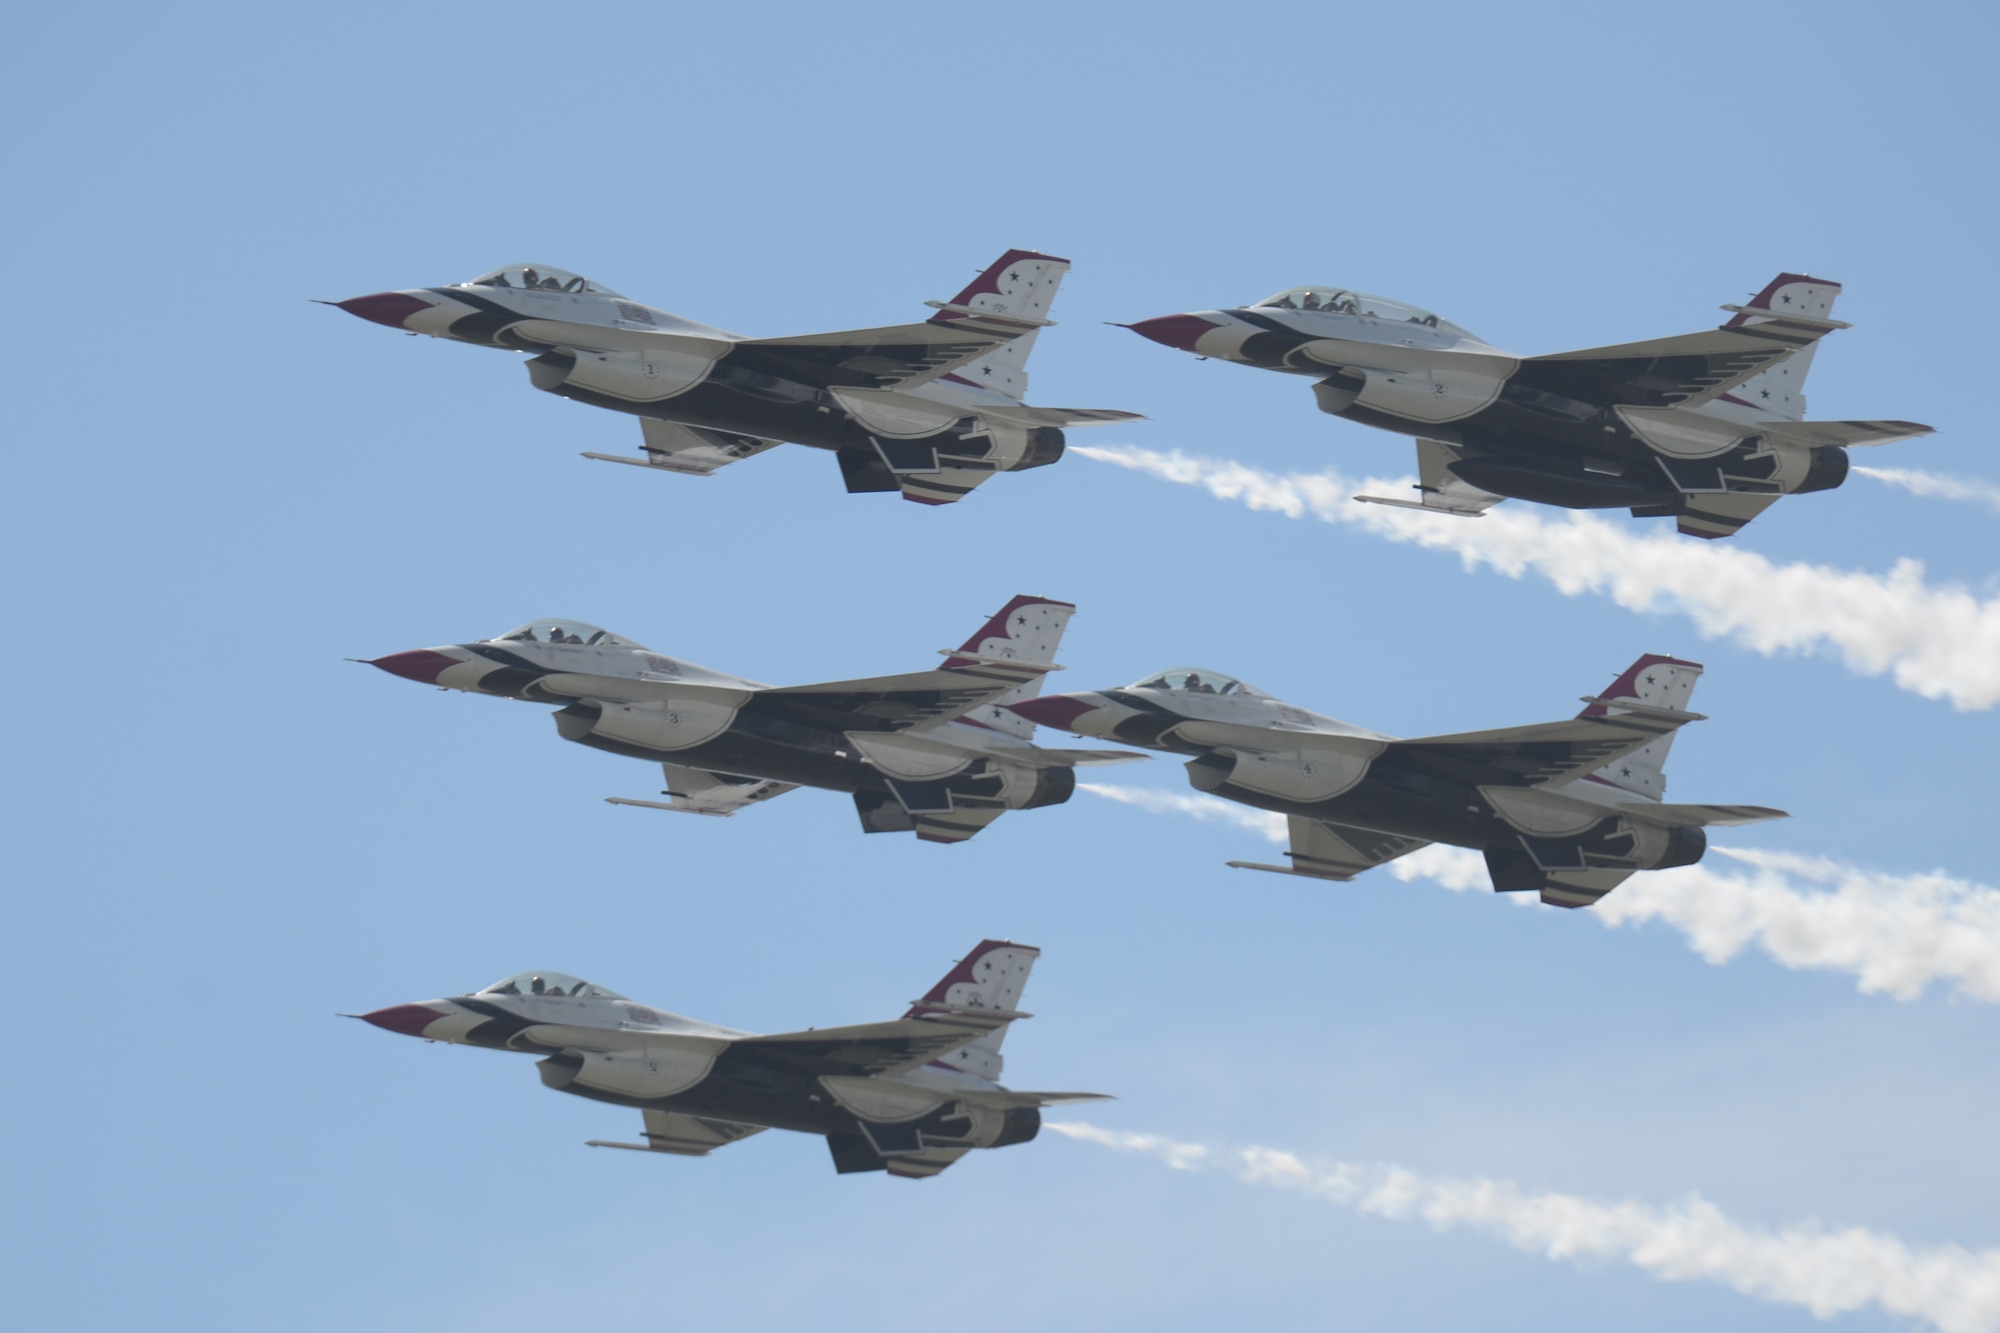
left=1856, top=465, right=2000, bottom=517
left=1048, top=1121, right=2000, bottom=1332
left=1080, top=784, right=2000, bottom=1002
left=1074, top=444, right=2000, bottom=711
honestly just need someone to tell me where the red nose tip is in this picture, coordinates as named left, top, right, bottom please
left=360, top=1004, right=447, bottom=1038
left=1005, top=694, right=1100, bottom=730
left=1126, top=314, right=1221, bottom=352
left=336, top=291, right=435, bottom=329
left=368, top=650, right=462, bottom=684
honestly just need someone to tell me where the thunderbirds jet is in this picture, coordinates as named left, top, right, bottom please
left=331, top=250, right=1140, bottom=505
left=355, top=940, right=1109, bottom=1179
left=1127, top=274, right=1931, bottom=537
left=364, top=595, right=1140, bottom=844
left=1009, top=655, right=1782, bottom=908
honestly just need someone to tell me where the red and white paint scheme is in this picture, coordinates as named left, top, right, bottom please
left=1010, top=655, right=1782, bottom=909
left=330, top=251, right=1141, bottom=505
left=1127, top=274, right=1931, bottom=538
left=363, top=595, right=1143, bottom=844
left=353, top=941, right=1109, bottom=1180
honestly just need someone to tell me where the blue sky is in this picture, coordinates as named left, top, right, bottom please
left=7, top=3, right=1998, bottom=1329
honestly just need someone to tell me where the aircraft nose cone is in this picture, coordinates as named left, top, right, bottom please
left=336, top=291, right=435, bottom=329
left=1005, top=694, right=1102, bottom=730
left=1127, top=314, right=1220, bottom=352
left=367, top=649, right=461, bottom=684
left=359, top=1004, right=447, bottom=1038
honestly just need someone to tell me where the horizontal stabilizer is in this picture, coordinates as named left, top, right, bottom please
left=1622, top=801, right=1788, bottom=828
left=1758, top=418, right=1935, bottom=449
left=975, top=401, right=1147, bottom=430
left=959, top=1088, right=1116, bottom=1110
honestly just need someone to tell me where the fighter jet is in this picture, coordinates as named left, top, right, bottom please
left=331, top=250, right=1140, bottom=505
left=1009, top=655, right=1782, bottom=908
left=354, top=940, right=1108, bottom=1179
left=1127, top=274, right=1931, bottom=537
left=364, top=595, right=1140, bottom=843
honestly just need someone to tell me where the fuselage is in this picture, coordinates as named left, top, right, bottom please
left=1011, top=675, right=1704, bottom=872
left=1127, top=286, right=1848, bottom=513
left=367, top=619, right=1075, bottom=816
left=360, top=981, right=1035, bottom=1147
left=338, top=264, right=1065, bottom=471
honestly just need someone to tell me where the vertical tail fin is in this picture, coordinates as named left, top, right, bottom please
left=941, top=594, right=1074, bottom=671
left=926, top=249, right=1071, bottom=401
left=939, top=594, right=1076, bottom=739
left=1711, top=273, right=1844, bottom=421
left=903, top=939, right=1041, bottom=1080
left=1573, top=654, right=1704, bottom=800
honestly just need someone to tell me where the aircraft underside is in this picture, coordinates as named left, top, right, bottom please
left=1331, top=396, right=1848, bottom=514
left=445, top=1002, right=1040, bottom=1174
left=552, top=704, right=1074, bottom=831
left=1185, top=753, right=1705, bottom=878
left=526, top=356, right=1064, bottom=494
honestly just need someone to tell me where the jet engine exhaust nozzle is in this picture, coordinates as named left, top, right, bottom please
left=337, top=292, right=436, bottom=329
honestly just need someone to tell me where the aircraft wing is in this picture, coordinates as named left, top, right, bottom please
left=582, top=418, right=784, bottom=476
left=1228, top=815, right=1432, bottom=881
left=731, top=321, right=1032, bottom=392
left=1391, top=712, right=1692, bottom=789
left=741, top=1015, right=1013, bottom=1078
left=1355, top=438, right=1506, bottom=518
left=605, top=765, right=800, bottom=818
left=1518, top=324, right=1828, bottom=410
left=587, top=1109, right=769, bottom=1157
left=1622, top=801, right=1788, bottom=828
left=751, top=668, right=1045, bottom=734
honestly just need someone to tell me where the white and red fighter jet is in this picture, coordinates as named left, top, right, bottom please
left=1127, top=274, right=1930, bottom=537
left=331, top=250, right=1140, bottom=504
left=354, top=940, right=1109, bottom=1180
left=1010, top=655, right=1783, bottom=908
left=364, top=595, right=1141, bottom=844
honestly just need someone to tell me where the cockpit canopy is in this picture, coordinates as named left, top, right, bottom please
left=489, top=619, right=645, bottom=648
left=463, top=263, right=623, bottom=297
left=1250, top=286, right=1467, bottom=334
left=474, top=971, right=625, bottom=1000
left=1129, top=667, right=1269, bottom=698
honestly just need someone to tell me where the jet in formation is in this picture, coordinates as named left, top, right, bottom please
left=355, top=940, right=1108, bottom=1180
left=1128, top=274, right=1931, bottom=538
left=364, top=595, right=1141, bottom=843
left=1010, top=655, right=1781, bottom=907
left=332, top=250, right=1139, bottom=505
